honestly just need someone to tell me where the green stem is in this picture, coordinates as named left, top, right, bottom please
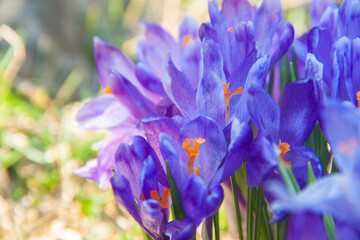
left=231, top=175, right=244, bottom=240
left=254, top=187, right=262, bottom=240
left=213, top=211, right=220, bottom=240
left=247, top=187, right=254, bottom=240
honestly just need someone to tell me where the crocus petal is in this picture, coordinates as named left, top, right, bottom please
left=93, top=37, right=136, bottom=88
left=286, top=212, right=328, bottom=240
left=114, top=144, right=143, bottom=199
left=163, top=57, right=198, bottom=119
left=283, top=146, right=323, bottom=188
left=208, top=0, right=235, bottom=75
left=181, top=40, right=202, bottom=90
left=165, top=219, right=197, bottom=240
left=233, top=55, right=270, bottom=123
left=311, top=0, right=337, bottom=27
left=336, top=222, right=360, bottom=240
left=216, top=119, right=253, bottom=183
left=137, top=39, right=164, bottom=79
left=141, top=116, right=181, bottom=161
left=135, top=62, right=166, bottom=97
left=202, top=38, right=225, bottom=80
left=338, top=0, right=360, bottom=39
left=110, top=174, right=143, bottom=225
left=139, top=200, right=165, bottom=240
left=180, top=116, right=227, bottom=185
left=159, top=133, right=186, bottom=187
left=109, top=71, right=156, bottom=119
left=331, top=37, right=354, bottom=102
left=352, top=38, right=360, bottom=94
left=203, top=183, right=224, bottom=217
left=132, top=136, right=168, bottom=187
left=247, top=86, right=280, bottom=142
left=280, top=79, right=317, bottom=145
left=181, top=175, right=208, bottom=220
left=234, top=21, right=256, bottom=66
left=269, top=174, right=351, bottom=221
left=140, top=157, right=159, bottom=199
left=221, top=0, right=255, bottom=25
left=179, top=16, right=199, bottom=44
left=141, top=22, right=181, bottom=66
left=76, top=95, right=134, bottom=130
left=254, top=0, right=283, bottom=55
left=73, top=159, right=99, bottom=184
left=246, top=136, right=278, bottom=187
left=199, top=22, right=218, bottom=42
left=307, top=27, right=334, bottom=91
left=321, top=101, right=360, bottom=174
left=269, top=22, right=294, bottom=67
left=196, top=71, right=226, bottom=127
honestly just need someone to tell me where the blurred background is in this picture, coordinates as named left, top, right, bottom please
left=0, top=0, right=340, bottom=239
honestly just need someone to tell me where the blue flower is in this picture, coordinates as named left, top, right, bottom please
left=246, top=80, right=322, bottom=188
left=75, top=18, right=203, bottom=188
left=268, top=101, right=360, bottom=238
left=110, top=136, right=170, bottom=239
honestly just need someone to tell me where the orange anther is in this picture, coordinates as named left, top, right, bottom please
left=103, top=84, right=112, bottom=94
left=356, top=91, right=360, bottom=108
left=150, top=190, right=161, bottom=203
left=281, top=158, right=292, bottom=169
left=278, top=142, right=290, bottom=158
left=227, top=27, right=234, bottom=33
left=223, top=82, right=243, bottom=124
left=182, top=138, right=205, bottom=175
left=182, top=34, right=195, bottom=48
left=160, top=188, right=171, bottom=208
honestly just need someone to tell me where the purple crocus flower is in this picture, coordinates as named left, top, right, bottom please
left=203, top=0, right=294, bottom=76
left=305, top=0, right=360, bottom=98
left=75, top=17, right=202, bottom=189
left=268, top=101, right=360, bottom=238
left=246, top=80, right=322, bottom=188
left=139, top=114, right=252, bottom=239
left=110, top=135, right=171, bottom=239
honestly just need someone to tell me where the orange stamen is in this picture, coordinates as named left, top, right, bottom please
left=182, top=34, right=195, bottom=48
left=278, top=142, right=290, bottom=158
left=150, top=190, right=161, bottom=203
left=182, top=138, right=205, bottom=175
left=147, top=189, right=171, bottom=208
left=223, top=82, right=243, bottom=124
left=227, top=27, right=234, bottom=33
left=278, top=142, right=291, bottom=168
left=103, top=84, right=112, bottom=94
left=160, top=188, right=171, bottom=208
left=357, top=91, right=360, bottom=108
left=194, top=166, right=201, bottom=176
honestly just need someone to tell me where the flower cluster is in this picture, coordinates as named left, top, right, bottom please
left=75, top=0, right=360, bottom=239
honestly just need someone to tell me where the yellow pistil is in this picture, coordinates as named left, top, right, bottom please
left=356, top=91, right=360, bottom=108
left=103, top=84, right=112, bottom=94
left=227, top=27, right=234, bottom=33
left=149, top=188, right=171, bottom=208
left=278, top=142, right=291, bottom=168
left=223, top=82, right=243, bottom=124
left=182, top=34, right=196, bottom=48
left=182, top=138, right=205, bottom=175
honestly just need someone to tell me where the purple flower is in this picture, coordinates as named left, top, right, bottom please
left=110, top=136, right=170, bottom=239
left=203, top=0, right=294, bottom=76
left=268, top=101, right=360, bottom=238
left=246, top=80, right=322, bottom=188
left=75, top=18, right=202, bottom=189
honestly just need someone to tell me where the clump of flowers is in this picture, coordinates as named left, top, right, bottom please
left=76, top=0, right=360, bottom=239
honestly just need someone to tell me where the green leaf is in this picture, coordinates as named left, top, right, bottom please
left=231, top=175, right=244, bottom=240
left=166, top=161, right=186, bottom=220
left=323, top=215, right=336, bottom=240
left=307, top=161, right=316, bottom=185
left=247, top=187, right=254, bottom=240
left=213, top=211, right=220, bottom=240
